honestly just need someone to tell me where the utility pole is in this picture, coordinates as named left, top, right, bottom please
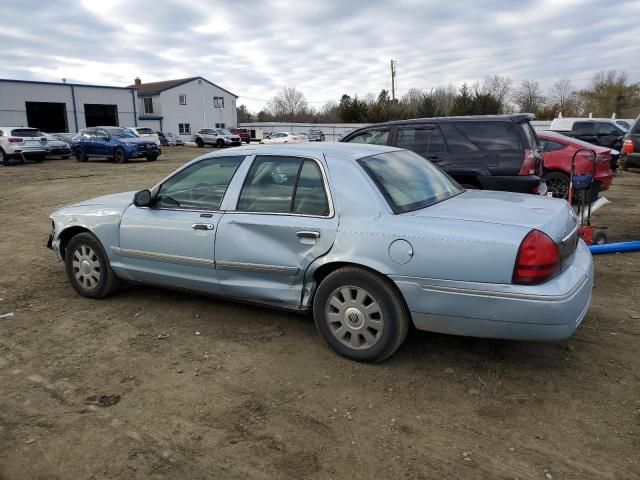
left=390, top=60, right=397, bottom=101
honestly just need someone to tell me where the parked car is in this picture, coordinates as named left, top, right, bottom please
left=193, top=128, right=242, bottom=148
left=549, top=118, right=626, bottom=170
left=47, top=143, right=592, bottom=362
left=0, top=127, right=47, bottom=165
left=615, top=119, right=632, bottom=130
left=537, top=131, right=613, bottom=199
left=51, top=133, right=77, bottom=144
left=230, top=128, right=251, bottom=144
left=128, top=127, right=161, bottom=146
left=340, top=114, right=546, bottom=195
left=260, top=132, right=307, bottom=144
left=157, top=131, right=184, bottom=146
left=71, top=127, right=161, bottom=164
left=42, top=132, right=72, bottom=159
left=307, top=129, right=325, bottom=142
left=620, top=116, right=640, bottom=169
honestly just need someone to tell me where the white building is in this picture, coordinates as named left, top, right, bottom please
left=0, top=78, right=138, bottom=132
left=131, top=76, right=238, bottom=137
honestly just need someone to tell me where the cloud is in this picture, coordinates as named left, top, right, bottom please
left=0, top=0, right=638, bottom=112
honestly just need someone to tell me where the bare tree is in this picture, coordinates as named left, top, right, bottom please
left=267, top=86, right=309, bottom=121
left=549, top=79, right=579, bottom=116
left=512, top=79, right=545, bottom=114
left=579, top=70, right=640, bottom=117
left=481, top=75, right=513, bottom=112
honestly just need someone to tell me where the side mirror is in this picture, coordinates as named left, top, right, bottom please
left=133, top=189, right=153, bottom=207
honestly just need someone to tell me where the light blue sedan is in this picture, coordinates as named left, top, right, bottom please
left=47, top=143, right=593, bottom=362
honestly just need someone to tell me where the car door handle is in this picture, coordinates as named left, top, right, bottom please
left=296, top=231, right=320, bottom=239
left=192, top=223, right=214, bottom=231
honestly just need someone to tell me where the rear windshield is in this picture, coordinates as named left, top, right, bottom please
left=520, top=122, right=539, bottom=149
left=135, top=128, right=154, bottom=134
left=358, top=150, right=463, bottom=214
left=453, top=121, right=521, bottom=150
left=11, top=129, right=43, bottom=137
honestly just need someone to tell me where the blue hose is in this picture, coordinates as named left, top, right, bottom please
left=589, top=241, right=640, bottom=255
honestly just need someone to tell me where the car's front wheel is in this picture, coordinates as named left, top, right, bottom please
left=114, top=147, right=128, bottom=164
left=146, top=154, right=158, bottom=162
left=64, top=232, right=120, bottom=299
left=74, top=148, right=87, bottom=162
left=196, top=137, right=204, bottom=148
left=313, top=266, right=409, bottom=362
left=544, top=171, right=570, bottom=199
left=216, top=139, right=225, bottom=148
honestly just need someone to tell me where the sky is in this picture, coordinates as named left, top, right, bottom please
left=1, top=0, right=639, bottom=112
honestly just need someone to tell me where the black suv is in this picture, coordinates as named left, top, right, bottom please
left=621, top=116, right=640, bottom=169
left=339, top=114, right=544, bottom=194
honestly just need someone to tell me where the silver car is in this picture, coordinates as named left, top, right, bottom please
left=47, top=144, right=593, bottom=362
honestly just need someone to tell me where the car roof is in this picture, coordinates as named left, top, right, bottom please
left=202, top=142, right=401, bottom=161
left=345, top=114, right=534, bottom=131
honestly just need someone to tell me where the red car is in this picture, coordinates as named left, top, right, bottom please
left=230, top=128, right=251, bottom=144
left=538, top=131, right=613, bottom=199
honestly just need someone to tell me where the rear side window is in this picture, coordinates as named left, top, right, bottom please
left=396, top=126, right=432, bottom=152
left=540, top=139, right=566, bottom=152
left=573, top=122, right=594, bottom=135
left=453, top=122, right=521, bottom=150
left=237, top=156, right=329, bottom=216
left=632, top=120, right=640, bottom=135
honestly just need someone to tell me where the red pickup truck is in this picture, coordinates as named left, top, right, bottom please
left=230, top=128, right=251, bottom=144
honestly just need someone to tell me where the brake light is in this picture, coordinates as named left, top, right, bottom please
left=513, top=230, right=561, bottom=285
left=8, top=137, right=22, bottom=143
left=622, top=139, right=634, bottom=155
left=595, top=154, right=608, bottom=163
left=519, top=149, right=536, bottom=175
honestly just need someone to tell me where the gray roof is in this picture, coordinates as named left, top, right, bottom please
left=203, top=142, right=401, bottom=161
left=129, top=76, right=237, bottom=98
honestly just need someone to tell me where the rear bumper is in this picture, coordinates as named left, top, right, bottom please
left=6, top=149, right=47, bottom=159
left=47, top=147, right=72, bottom=156
left=621, top=153, right=640, bottom=168
left=478, top=175, right=545, bottom=195
left=597, top=173, right=613, bottom=190
left=392, top=240, right=593, bottom=341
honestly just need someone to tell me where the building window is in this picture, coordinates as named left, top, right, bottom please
left=178, top=123, right=191, bottom=135
left=143, top=97, right=154, bottom=114
left=215, top=123, right=225, bottom=128
left=178, top=94, right=186, bottom=105
left=214, top=96, right=224, bottom=108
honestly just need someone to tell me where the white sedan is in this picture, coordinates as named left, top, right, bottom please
left=260, top=132, right=307, bottom=144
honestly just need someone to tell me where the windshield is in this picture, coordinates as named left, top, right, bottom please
left=11, top=129, right=43, bottom=137
left=106, top=128, right=137, bottom=138
left=216, top=129, right=232, bottom=135
left=136, top=128, right=154, bottom=134
left=358, top=150, right=463, bottom=214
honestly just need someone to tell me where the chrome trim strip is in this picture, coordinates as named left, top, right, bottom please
left=216, top=260, right=299, bottom=274
left=561, top=223, right=580, bottom=243
left=419, top=276, right=587, bottom=302
left=111, top=247, right=214, bottom=266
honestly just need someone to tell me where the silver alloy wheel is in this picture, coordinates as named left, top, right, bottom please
left=72, top=245, right=101, bottom=290
left=325, top=285, right=384, bottom=350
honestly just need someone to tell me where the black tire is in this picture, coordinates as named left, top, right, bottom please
left=313, top=267, right=410, bottom=362
left=216, top=139, right=225, bottom=148
left=245, top=139, right=251, bottom=144
left=61, top=155, right=70, bottom=160
left=544, top=171, right=570, bottom=199
left=33, top=155, right=45, bottom=163
left=0, top=148, right=10, bottom=166
left=146, top=154, right=158, bottom=162
left=75, top=148, right=87, bottom=162
left=64, top=232, right=120, bottom=299
left=592, top=230, right=607, bottom=245
left=114, top=147, right=128, bottom=164
left=196, top=137, right=204, bottom=148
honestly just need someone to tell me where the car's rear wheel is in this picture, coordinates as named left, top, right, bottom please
left=114, top=147, right=128, bottom=164
left=74, top=148, right=87, bottom=162
left=544, top=171, right=570, bottom=199
left=313, top=267, right=409, bottom=362
left=64, top=232, right=120, bottom=299
left=196, top=137, right=204, bottom=148
left=0, top=148, right=10, bottom=166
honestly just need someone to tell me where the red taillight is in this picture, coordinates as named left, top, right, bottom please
left=519, top=149, right=536, bottom=175
left=513, top=230, right=561, bottom=285
left=622, top=139, right=634, bottom=155
left=595, top=154, right=608, bottom=163
left=8, top=137, right=22, bottom=143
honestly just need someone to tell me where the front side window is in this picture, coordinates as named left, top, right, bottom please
left=156, top=156, right=244, bottom=211
left=237, top=156, right=329, bottom=215
left=178, top=94, right=186, bottom=105
left=358, top=150, right=463, bottom=214
left=143, top=97, right=153, bottom=114
left=597, top=123, right=621, bottom=135
left=178, top=123, right=191, bottom=134
left=216, top=128, right=230, bottom=135
left=347, top=128, right=390, bottom=145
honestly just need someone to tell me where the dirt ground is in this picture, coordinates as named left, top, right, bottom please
left=0, top=147, right=638, bottom=480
